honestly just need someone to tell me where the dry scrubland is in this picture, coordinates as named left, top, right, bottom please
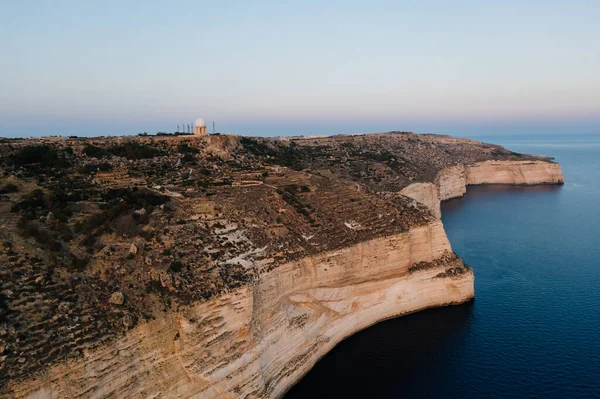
left=0, top=132, right=563, bottom=398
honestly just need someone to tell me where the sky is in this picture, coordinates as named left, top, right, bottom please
left=1, top=0, right=599, bottom=137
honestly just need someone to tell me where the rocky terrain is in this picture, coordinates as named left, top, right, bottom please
left=0, top=132, right=563, bottom=398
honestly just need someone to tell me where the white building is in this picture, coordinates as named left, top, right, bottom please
left=194, top=118, right=207, bottom=136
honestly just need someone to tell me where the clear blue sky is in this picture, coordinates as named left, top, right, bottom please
left=1, top=0, right=599, bottom=137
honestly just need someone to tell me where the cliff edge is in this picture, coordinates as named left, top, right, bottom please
left=0, top=132, right=563, bottom=398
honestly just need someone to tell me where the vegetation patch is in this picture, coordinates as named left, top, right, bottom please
left=79, top=162, right=112, bottom=174
left=108, top=142, right=165, bottom=160
left=0, top=183, right=18, bottom=194
left=75, top=188, right=170, bottom=238
left=177, top=143, right=199, bottom=154
left=83, top=144, right=109, bottom=158
left=6, top=145, right=70, bottom=169
left=278, top=186, right=315, bottom=223
left=240, top=137, right=304, bottom=170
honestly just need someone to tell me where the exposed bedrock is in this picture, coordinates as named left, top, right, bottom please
left=400, top=160, right=565, bottom=218
left=400, top=182, right=442, bottom=219
left=465, top=160, right=564, bottom=186
left=8, top=222, right=473, bottom=399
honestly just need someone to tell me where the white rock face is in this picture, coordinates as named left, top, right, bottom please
left=466, top=160, right=564, bottom=186
left=10, top=222, right=473, bottom=399
left=400, top=182, right=441, bottom=218
left=435, top=160, right=564, bottom=203
left=400, top=160, right=565, bottom=220
left=435, top=164, right=467, bottom=201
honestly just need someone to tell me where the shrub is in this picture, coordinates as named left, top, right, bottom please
left=11, top=188, right=75, bottom=221
left=278, top=187, right=315, bottom=223
left=7, top=145, right=68, bottom=168
left=17, top=217, right=62, bottom=252
left=177, top=143, right=199, bottom=154
left=240, top=137, right=303, bottom=170
left=79, top=162, right=113, bottom=174
left=70, top=255, right=90, bottom=271
left=283, top=184, right=310, bottom=194
left=82, top=234, right=97, bottom=247
left=112, top=214, right=139, bottom=237
left=0, top=183, right=18, bottom=194
left=108, top=142, right=165, bottom=160
left=76, top=188, right=169, bottom=237
left=102, top=187, right=169, bottom=209
left=170, top=260, right=183, bottom=272
left=83, top=145, right=109, bottom=158
left=11, top=189, right=46, bottom=215
left=181, top=153, right=196, bottom=164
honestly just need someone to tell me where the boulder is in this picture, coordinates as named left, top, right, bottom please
left=58, top=302, right=70, bottom=313
left=109, top=291, right=125, bottom=305
left=122, top=314, right=134, bottom=328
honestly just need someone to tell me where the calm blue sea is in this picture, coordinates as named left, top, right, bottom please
left=286, top=134, right=600, bottom=398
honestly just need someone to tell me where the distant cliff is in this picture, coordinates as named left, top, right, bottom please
left=0, top=132, right=563, bottom=398
left=400, top=160, right=565, bottom=216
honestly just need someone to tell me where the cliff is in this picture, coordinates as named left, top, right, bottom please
left=401, top=160, right=564, bottom=216
left=7, top=222, right=473, bottom=398
left=0, top=132, right=563, bottom=398
left=465, top=160, right=564, bottom=186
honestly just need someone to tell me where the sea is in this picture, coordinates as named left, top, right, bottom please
left=286, top=134, right=600, bottom=398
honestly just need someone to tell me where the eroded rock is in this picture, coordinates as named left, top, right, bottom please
left=109, top=292, right=125, bottom=305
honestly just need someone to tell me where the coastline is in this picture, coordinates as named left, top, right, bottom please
left=6, top=158, right=563, bottom=399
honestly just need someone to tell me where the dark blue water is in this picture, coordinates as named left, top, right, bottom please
left=286, top=134, right=600, bottom=398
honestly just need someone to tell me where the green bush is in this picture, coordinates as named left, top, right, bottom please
left=7, top=145, right=68, bottom=168
left=12, top=188, right=76, bottom=221
left=83, top=145, right=109, bottom=158
left=177, top=143, right=199, bottom=154
left=108, top=142, right=165, bottom=160
left=240, top=137, right=304, bottom=170
left=181, top=153, right=196, bottom=164
left=170, top=260, right=183, bottom=272
left=79, top=162, right=113, bottom=174
left=0, top=183, right=18, bottom=194
left=76, top=188, right=169, bottom=236
left=102, top=187, right=169, bottom=208
left=17, top=217, right=62, bottom=252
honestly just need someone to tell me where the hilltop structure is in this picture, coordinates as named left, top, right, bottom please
left=194, top=118, right=207, bottom=136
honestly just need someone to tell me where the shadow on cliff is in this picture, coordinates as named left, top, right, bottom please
left=285, top=302, right=475, bottom=398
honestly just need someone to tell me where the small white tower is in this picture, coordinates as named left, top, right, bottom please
left=194, top=118, right=207, bottom=136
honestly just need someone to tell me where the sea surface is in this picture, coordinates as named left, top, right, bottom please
left=286, top=134, right=600, bottom=398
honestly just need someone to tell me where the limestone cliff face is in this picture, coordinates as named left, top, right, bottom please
left=402, top=160, right=564, bottom=221
left=435, top=164, right=467, bottom=201
left=435, top=160, right=563, bottom=202
left=400, top=183, right=442, bottom=219
left=465, top=160, right=564, bottom=186
left=9, top=222, right=473, bottom=399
